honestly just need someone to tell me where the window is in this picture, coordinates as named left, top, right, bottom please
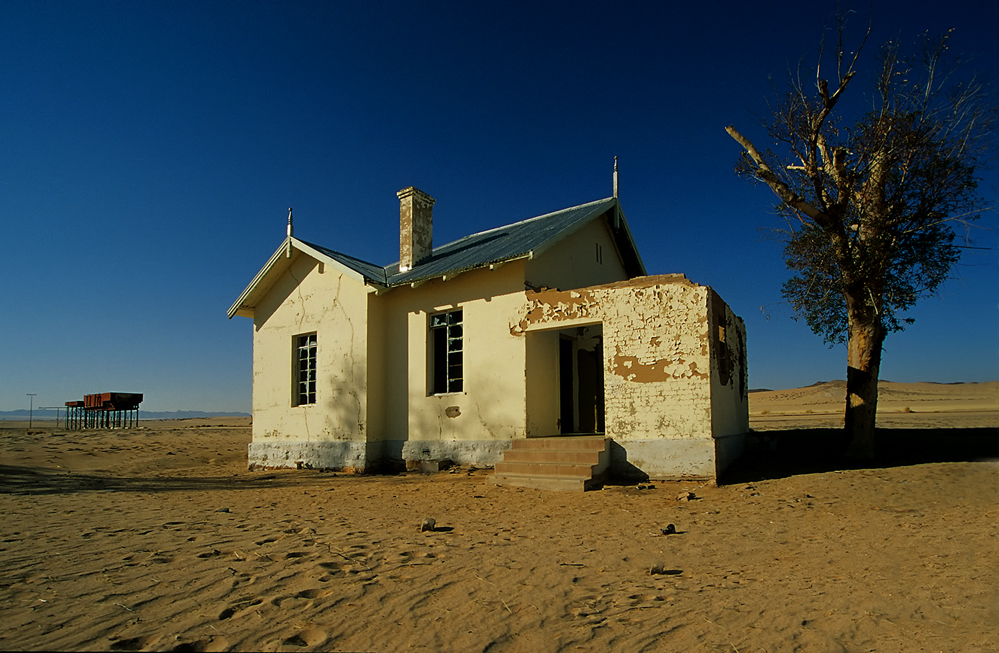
left=430, top=309, right=463, bottom=394
left=294, top=333, right=317, bottom=406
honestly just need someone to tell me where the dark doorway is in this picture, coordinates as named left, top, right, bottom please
left=558, top=327, right=604, bottom=435
left=577, top=345, right=604, bottom=432
left=559, top=336, right=574, bottom=434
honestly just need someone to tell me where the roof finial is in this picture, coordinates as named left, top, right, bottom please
left=613, top=156, right=619, bottom=198
left=287, top=208, right=294, bottom=238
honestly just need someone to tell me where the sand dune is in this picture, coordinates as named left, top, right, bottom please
left=1, top=389, right=997, bottom=652
left=751, top=380, right=999, bottom=430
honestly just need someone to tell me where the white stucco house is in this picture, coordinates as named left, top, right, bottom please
left=228, top=184, right=748, bottom=487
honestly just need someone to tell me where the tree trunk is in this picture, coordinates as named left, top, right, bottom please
left=843, top=308, right=884, bottom=459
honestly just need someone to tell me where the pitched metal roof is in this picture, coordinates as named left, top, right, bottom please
left=297, top=241, right=390, bottom=285
left=300, top=196, right=644, bottom=288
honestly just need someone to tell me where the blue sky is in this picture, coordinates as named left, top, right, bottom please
left=1, top=0, right=996, bottom=412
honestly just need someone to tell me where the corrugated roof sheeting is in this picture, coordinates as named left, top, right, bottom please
left=386, top=197, right=618, bottom=286
left=297, top=197, right=621, bottom=288
left=300, top=241, right=390, bottom=285
left=232, top=196, right=642, bottom=313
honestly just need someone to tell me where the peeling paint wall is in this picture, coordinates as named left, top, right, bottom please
left=512, top=275, right=717, bottom=443
left=250, top=251, right=370, bottom=451
left=708, top=289, right=749, bottom=451
left=511, top=274, right=748, bottom=477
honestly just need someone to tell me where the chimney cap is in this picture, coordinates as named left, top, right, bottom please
left=397, top=186, right=436, bottom=203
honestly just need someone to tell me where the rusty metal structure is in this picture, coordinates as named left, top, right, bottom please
left=65, top=393, right=143, bottom=429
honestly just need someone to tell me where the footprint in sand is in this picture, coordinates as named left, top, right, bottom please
left=295, top=588, right=330, bottom=599
left=109, top=635, right=158, bottom=650
left=280, top=628, right=327, bottom=648
left=626, top=593, right=666, bottom=604
left=169, top=635, right=229, bottom=652
left=218, top=598, right=263, bottom=620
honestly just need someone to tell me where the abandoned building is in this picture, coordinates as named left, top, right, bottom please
left=228, top=182, right=748, bottom=488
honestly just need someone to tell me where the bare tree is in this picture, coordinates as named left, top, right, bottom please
left=727, top=17, right=995, bottom=458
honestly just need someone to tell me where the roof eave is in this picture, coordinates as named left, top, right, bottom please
left=527, top=197, right=615, bottom=261
left=227, top=237, right=381, bottom=319
left=613, top=204, right=647, bottom=277
left=526, top=197, right=645, bottom=277
left=386, top=253, right=532, bottom=288
left=227, top=239, right=293, bottom=319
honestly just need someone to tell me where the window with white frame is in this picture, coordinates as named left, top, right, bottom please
left=430, top=309, right=463, bottom=394
left=294, top=333, right=317, bottom=406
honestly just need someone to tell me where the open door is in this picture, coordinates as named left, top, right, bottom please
left=558, top=326, right=604, bottom=435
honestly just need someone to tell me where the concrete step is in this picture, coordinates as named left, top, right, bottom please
left=494, top=460, right=598, bottom=478
left=512, top=436, right=607, bottom=451
left=488, top=474, right=591, bottom=492
left=501, top=449, right=603, bottom=464
left=491, top=437, right=610, bottom=492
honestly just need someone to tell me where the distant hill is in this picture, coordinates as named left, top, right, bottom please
left=0, top=409, right=250, bottom=421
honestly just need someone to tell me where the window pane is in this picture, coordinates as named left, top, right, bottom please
left=433, top=326, right=447, bottom=394
left=430, top=309, right=465, bottom=394
left=294, top=333, right=317, bottom=405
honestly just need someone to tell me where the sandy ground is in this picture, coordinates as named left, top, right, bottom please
left=1, top=384, right=997, bottom=652
left=750, top=380, right=999, bottom=430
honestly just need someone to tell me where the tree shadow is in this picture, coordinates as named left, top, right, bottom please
left=721, top=426, right=999, bottom=485
left=0, top=465, right=333, bottom=496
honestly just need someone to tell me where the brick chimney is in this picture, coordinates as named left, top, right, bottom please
left=397, top=187, right=435, bottom=272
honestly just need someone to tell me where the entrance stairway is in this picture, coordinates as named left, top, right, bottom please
left=490, top=436, right=610, bottom=492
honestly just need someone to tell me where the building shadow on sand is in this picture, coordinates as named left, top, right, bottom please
left=0, top=465, right=335, bottom=496
left=721, top=426, right=999, bottom=485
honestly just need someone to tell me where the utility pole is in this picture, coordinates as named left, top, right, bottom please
left=27, top=393, right=37, bottom=429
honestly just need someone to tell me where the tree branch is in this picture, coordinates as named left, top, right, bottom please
left=726, top=125, right=831, bottom=224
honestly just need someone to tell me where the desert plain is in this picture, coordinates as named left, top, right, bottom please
left=1, top=381, right=996, bottom=652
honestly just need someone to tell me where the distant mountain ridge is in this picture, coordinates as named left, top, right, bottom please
left=0, top=409, right=250, bottom=421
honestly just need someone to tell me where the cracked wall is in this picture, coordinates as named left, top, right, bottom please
left=374, top=261, right=531, bottom=457
left=250, top=251, right=370, bottom=454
